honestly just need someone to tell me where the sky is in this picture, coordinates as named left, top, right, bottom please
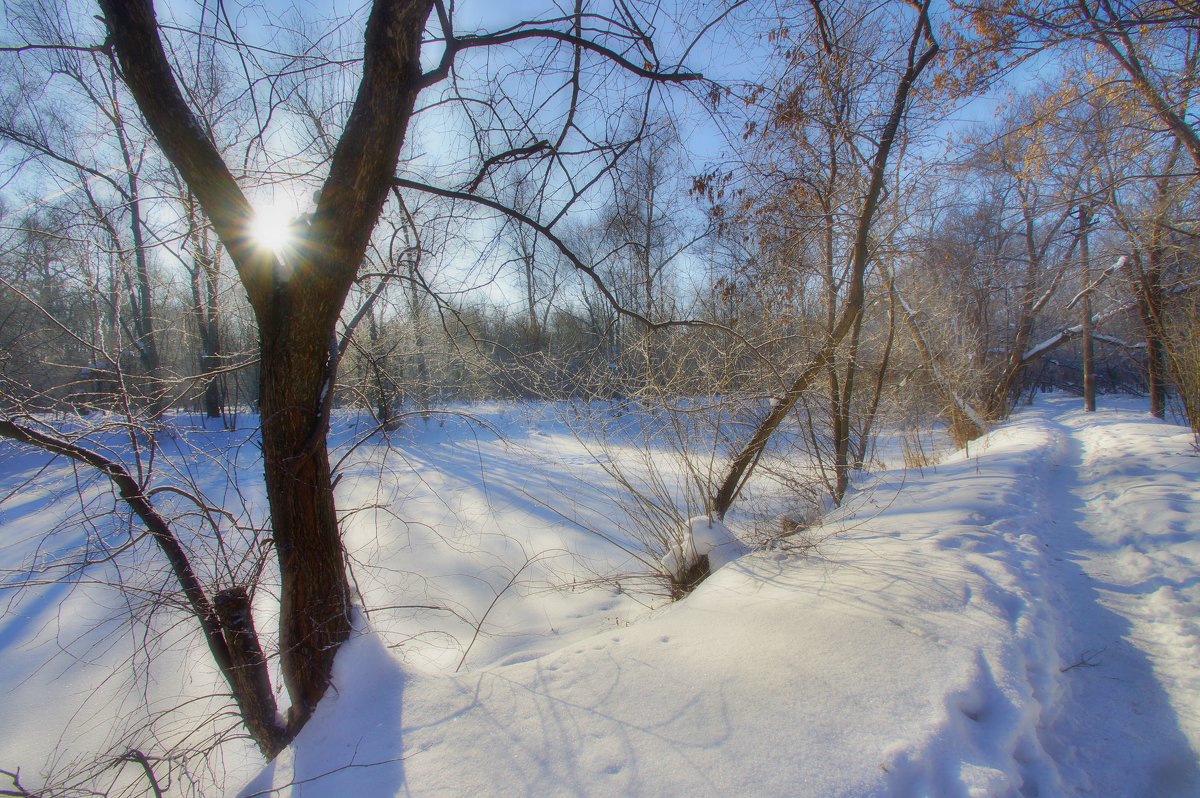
left=0, top=0, right=1030, bottom=322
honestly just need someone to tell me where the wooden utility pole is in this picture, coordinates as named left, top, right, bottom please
left=1080, top=204, right=1096, bottom=412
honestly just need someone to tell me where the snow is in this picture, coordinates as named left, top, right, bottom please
left=660, top=515, right=748, bottom=581
left=238, top=395, right=1199, bottom=797
left=2, top=396, right=1199, bottom=796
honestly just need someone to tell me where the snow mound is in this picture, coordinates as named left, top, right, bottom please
left=660, top=515, right=749, bottom=581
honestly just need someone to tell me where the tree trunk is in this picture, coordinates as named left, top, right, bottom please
left=408, top=261, right=431, bottom=417
left=524, top=253, right=542, bottom=349
left=985, top=196, right=1046, bottom=421
left=257, top=301, right=352, bottom=732
left=854, top=286, right=896, bottom=468
left=112, top=89, right=164, bottom=417
left=187, top=208, right=225, bottom=421
left=99, top=0, right=433, bottom=748
left=1129, top=270, right=1169, bottom=419
left=710, top=2, right=938, bottom=517
left=367, top=305, right=397, bottom=431
left=1147, top=327, right=1167, bottom=419
left=1135, top=227, right=1169, bottom=419
left=833, top=312, right=864, bottom=504
left=822, top=194, right=853, bottom=505
left=1080, top=205, right=1095, bottom=412
left=201, top=338, right=223, bottom=419
left=214, top=587, right=283, bottom=755
left=202, top=245, right=224, bottom=419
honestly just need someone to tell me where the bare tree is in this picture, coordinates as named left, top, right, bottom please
left=178, top=186, right=227, bottom=421
left=953, top=0, right=1200, bottom=171
left=0, top=0, right=713, bottom=768
left=1105, top=138, right=1195, bottom=421
left=709, top=0, right=939, bottom=518
left=600, top=120, right=691, bottom=390
left=0, top=13, right=166, bottom=414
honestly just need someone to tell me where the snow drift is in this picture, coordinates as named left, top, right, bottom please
left=239, top=396, right=1200, bottom=797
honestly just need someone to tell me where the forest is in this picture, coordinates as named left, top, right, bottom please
left=0, top=0, right=1197, bottom=796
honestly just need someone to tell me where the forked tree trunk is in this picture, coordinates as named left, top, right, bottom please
left=98, top=0, right=433, bottom=746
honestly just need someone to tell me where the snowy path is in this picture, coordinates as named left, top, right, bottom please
left=1031, top=405, right=1200, bottom=794
left=237, top=396, right=1200, bottom=797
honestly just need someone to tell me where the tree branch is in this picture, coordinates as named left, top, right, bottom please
left=0, top=417, right=286, bottom=755
left=420, top=25, right=702, bottom=90
left=96, top=0, right=273, bottom=305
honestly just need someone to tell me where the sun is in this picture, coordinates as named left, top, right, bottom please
left=250, top=205, right=293, bottom=254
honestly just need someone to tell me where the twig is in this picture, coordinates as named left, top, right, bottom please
left=1060, top=647, right=1105, bottom=672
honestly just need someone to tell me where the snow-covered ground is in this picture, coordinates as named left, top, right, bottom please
left=239, top=395, right=1200, bottom=797
left=2, top=395, right=1198, bottom=796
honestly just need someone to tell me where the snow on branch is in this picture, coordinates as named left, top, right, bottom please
left=1020, top=296, right=1138, bottom=364
left=1067, top=256, right=1127, bottom=310
left=1093, top=333, right=1146, bottom=350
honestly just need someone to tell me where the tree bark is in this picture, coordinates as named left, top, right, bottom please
left=256, top=309, right=351, bottom=730
left=1135, top=249, right=1168, bottom=419
left=98, top=0, right=434, bottom=741
left=214, top=587, right=282, bottom=755
left=1080, top=205, right=1096, bottom=412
